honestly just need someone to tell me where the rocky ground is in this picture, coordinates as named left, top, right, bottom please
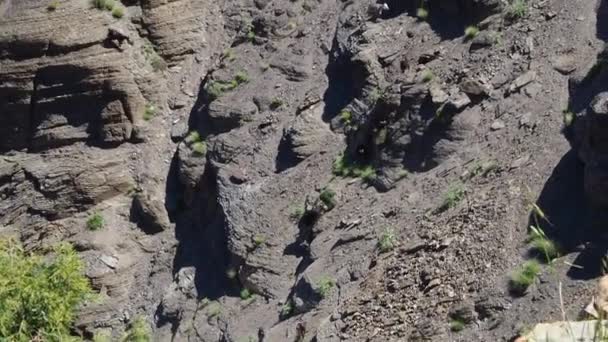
left=2, top=0, right=608, bottom=341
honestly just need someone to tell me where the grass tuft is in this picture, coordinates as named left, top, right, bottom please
left=87, top=212, right=104, bottom=231
left=315, top=276, right=335, bottom=298
left=111, top=6, right=124, bottom=18
left=464, top=26, right=479, bottom=39
left=191, top=142, right=207, bottom=156
left=528, top=226, right=559, bottom=262
left=122, top=317, right=150, bottom=342
left=143, top=104, right=156, bottom=121
left=436, top=183, right=465, bottom=213
left=377, top=228, right=396, bottom=253
left=47, top=0, right=59, bottom=11
left=421, top=69, right=434, bottom=83
left=332, top=154, right=376, bottom=182
left=240, top=288, right=252, bottom=300
left=509, top=260, right=541, bottom=295
left=319, top=188, right=337, bottom=210
left=506, top=0, right=528, bottom=20
left=450, top=318, right=466, bottom=332
left=416, top=7, right=428, bottom=20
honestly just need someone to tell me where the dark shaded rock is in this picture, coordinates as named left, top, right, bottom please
left=132, top=190, right=171, bottom=233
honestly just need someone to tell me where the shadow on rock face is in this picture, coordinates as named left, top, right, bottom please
left=530, top=148, right=608, bottom=280
left=598, top=0, right=608, bottom=41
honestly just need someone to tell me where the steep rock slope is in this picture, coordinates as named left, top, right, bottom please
left=2, top=0, right=608, bottom=341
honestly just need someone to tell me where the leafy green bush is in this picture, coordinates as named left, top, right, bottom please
left=340, top=110, right=352, bottom=125
left=122, top=317, right=150, bottom=342
left=0, top=240, right=92, bottom=341
left=185, top=131, right=201, bottom=144
left=104, top=0, right=115, bottom=10
left=87, top=212, right=104, bottom=231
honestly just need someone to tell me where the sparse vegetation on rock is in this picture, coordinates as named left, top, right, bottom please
left=319, top=188, right=337, bottom=210
left=315, top=276, right=335, bottom=298
left=87, top=212, right=104, bottom=230
left=122, top=317, right=150, bottom=342
left=509, top=260, right=541, bottom=295
left=377, top=228, right=396, bottom=253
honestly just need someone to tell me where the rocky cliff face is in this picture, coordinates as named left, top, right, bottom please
left=2, top=0, right=608, bottom=341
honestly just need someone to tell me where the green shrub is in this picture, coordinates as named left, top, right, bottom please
left=280, top=300, right=294, bottom=316
left=421, top=69, right=434, bottom=83
left=104, top=0, right=115, bottom=10
left=185, top=131, right=201, bottom=144
left=319, top=188, right=336, bottom=210
left=377, top=228, right=396, bottom=253
left=290, top=205, right=305, bottom=221
left=315, top=276, right=335, bottom=298
left=436, top=183, right=465, bottom=213
left=143, top=104, right=156, bottom=121
left=112, top=6, right=124, bottom=18
left=506, top=0, right=527, bottom=19
left=464, top=26, right=479, bottom=39
left=240, top=288, right=252, bottom=300
left=87, top=212, right=104, bottom=231
left=563, top=110, right=574, bottom=127
left=0, top=240, right=92, bottom=341
left=252, top=235, right=265, bottom=247
left=121, top=317, right=150, bottom=342
left=93, top=330, right=112, bottom=342
left=416, top=8, right=428, bottom=20
left=340, top=110, right=352, bottom=125
left=191, top=141, right=207, bottom=156
left=47, top=0, right=59, bottom=11
left=235, top=71, right=249, bottom=84
left=509, top=260, right=541, bottom=295
left=332, top=154, right=376, bottom=182
left=270, top=98, right=284, bottom=110
left=450, top=318, right=466, bottom=332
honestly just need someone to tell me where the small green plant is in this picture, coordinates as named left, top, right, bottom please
left=315, top=276, right=335, bottom=298
left=281, top=300, right=294, bottom=316
left=87, top=212, right=104, bottom=231
left=143, top=103, right=156, bottom=121
left=142, top=42, right=166, bottom=72
left=450, top=318, right=466, bottom=332
left=332, top=154, right=376, bottom=182
left=222, top=49, right=236, bottom=62
left=191, top=141, right=207, bottom=156
left=235, top=71, right=249, bottom=84
left=509, top=260, right=541, bottom=295
left=122, top=317, right=150, bottom=342
left=112, top=6, right=124, bottom=18
left=252, top=235, right=265, bottom=247
left=247, top=30, right=256, bottom=42
left=464, top=26, right=479, bottom=39
left=377, top=228, right=396, bottom=253
left=340, top=109, right=352, bottom=125
left=319, top=188, right=337, bottom=210
left=528, top=226, right=559, bottom=262
left=47, top=0, right=59, bottom=11
left=290, top=205, right=305, bottom=221
left=240, top=288, right=252, bottom=300
left=0, top=240, right=92, bottom=341
left=563, top=110, right=574, bottom=127
left=270, top=98, right=284, bottom=110
left=436, top=183, right=465, bottom=213
left=506, top=0, right=528, bottom=20
left=226, top=268, right=237, bottom=279
left=466, top=159, right=498, bottom=179
left=416, top=7, right=428, bottom=20
left=421, top=69, right=434, bottom=83
left=185, top=131, right=202, bottom=144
